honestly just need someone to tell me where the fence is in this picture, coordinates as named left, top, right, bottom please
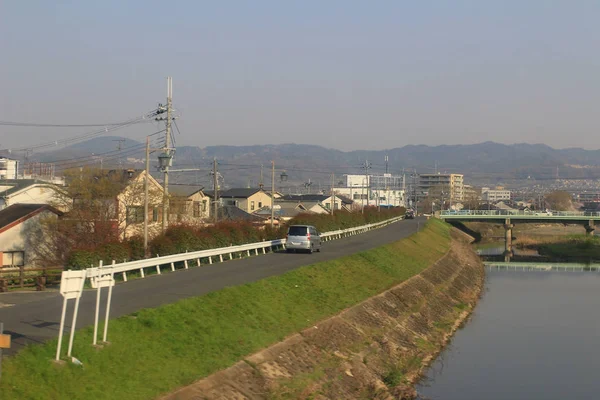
left=0, top=266, right=63, bottom=292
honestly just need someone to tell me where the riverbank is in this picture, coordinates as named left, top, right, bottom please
left=163, top=228, right=484, bottom=400
left=0, top=219, right=454, bottom=400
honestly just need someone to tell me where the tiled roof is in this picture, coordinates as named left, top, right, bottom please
left=0, top=179, right=55, bottom=197
left=0, top=204, right=62, bottom=232
left=218, top=206, right=265, bottom=222
left=204, top=188, right=264, bottom=199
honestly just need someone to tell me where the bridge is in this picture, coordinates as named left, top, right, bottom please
left=440, top=210, right=600, bottom=261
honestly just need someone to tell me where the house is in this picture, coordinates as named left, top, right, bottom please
left=205, top=188, right=273, bottom=214
left=0, top=179, right=60, bottom=211
left=280, top=194, right=345, bottom=212
left=168, top=185, right=211, bottom=222
left=0, top=204, right=62, bottom=268
left=217, top=205, right=266, bottom=223
left=253, top=202, right=313, bottom=222
left=58, top=169, right=165, bottom=240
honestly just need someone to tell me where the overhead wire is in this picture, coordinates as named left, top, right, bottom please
left=0, top=108, right=162, bottom=153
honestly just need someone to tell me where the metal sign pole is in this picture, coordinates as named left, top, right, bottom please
left=67, top=293, right=82, bottom=358
left=55, top=297, right=68, bottom=361
left=92, top=261, right=103, bottom=346
left=102, top=270, right=115, bottom=343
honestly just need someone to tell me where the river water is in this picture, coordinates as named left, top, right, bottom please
left=416, top=269, right=600, bottom=400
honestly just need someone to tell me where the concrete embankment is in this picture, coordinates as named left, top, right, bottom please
left=162, top=229, right=484, bottom=400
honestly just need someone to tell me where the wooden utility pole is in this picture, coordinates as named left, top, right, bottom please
left=271, top=161, right=275, bottom=227
left=213, top=158, right=219, bottom=223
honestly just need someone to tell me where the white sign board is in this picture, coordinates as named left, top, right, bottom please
left=59, top=270, right=86, bottom=300
left=91, top=274, right=115, bottom=289
left=89, top=268, right=115, bottom=289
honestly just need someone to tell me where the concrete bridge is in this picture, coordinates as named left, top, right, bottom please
left=440, top=210, right=600, bottom=261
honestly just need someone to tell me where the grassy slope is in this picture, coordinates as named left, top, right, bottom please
left=0, top=219, right=451, bottom=400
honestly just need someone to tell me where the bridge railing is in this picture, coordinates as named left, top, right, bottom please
left=85, top=216, right=404, bottom=282
left=440, top=210, right=600, bottom=217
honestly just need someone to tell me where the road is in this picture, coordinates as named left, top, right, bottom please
left=0, top=217, right=424, bottom=355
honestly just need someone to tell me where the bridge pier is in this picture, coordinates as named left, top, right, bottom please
left=504, top=219, right=513, bottom=262
left=585, top=220, right=595, bottom=236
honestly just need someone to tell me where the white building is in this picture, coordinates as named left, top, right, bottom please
left=338, top=173, right=406, bottom=208
left=0, top=204, right=62, bottom=267
left=0, top=158, right=19, bottom=179
left=0, top=180, right=59, bottom=211
left=481, top=187, right=511, bottom=202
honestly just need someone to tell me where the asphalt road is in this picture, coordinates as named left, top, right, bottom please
left=0, top=217, right=424, bottom=355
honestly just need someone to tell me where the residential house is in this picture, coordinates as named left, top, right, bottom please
left=0, top=179, right=60, bottom=211
left=280, top=194, right=345, bottom=212
left=59, top=169, right=165, bottom=240
left=205, top=188, right=273, bottom=214
left=217, top=205, right=266, bottom=223
left=253, top=202, right=314, bottom=222
left=0, top=204, right=62, bottom=268
left=169, top=185, right=211, bottom=222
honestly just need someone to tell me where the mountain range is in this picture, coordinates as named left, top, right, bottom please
left=26, top=137, right=600, bottom=189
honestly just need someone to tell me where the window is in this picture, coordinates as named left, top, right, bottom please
left=126, top=206, right=144, bottom=224
left=258, top=201, right=262, bottom=208
left=202, top=200, right=207, bottom=212
left=193, top=201, right=201, bottom=217
left=152, top=207, right=159, bottom=222
left=325, top=202, right=331, bottom=210
left=2, top=251, right=24, bottom=266
left=251, top=201, right=255, bottom=211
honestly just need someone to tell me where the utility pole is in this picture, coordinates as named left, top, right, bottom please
left=363, top=160, right=371, bottom=212
left=331, top=173, right=335, bottom=217
left=271, top=161, right=275, bottom=227
left=156, top=77, right=174, bottom=232
left=213, top=158, right=219, bottom=223
left=113, top=139, right=126, bottom=167
left=260, top=164, right=264, bottom=189
left=144, top=137, right=150, bottom=256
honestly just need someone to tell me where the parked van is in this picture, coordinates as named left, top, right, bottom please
left=286, top=225, right=322, bottom=253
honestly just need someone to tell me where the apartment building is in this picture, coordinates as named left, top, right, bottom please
left=418, top=173, right=464, bottom=202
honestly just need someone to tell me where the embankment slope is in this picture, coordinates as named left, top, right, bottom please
left=163, top=228, right=484, bottom=400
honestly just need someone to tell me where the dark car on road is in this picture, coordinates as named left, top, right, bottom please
left=405, top=209, right=415, bottom=219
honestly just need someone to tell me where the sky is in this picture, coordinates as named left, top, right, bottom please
left=1, top=1, right=599, bottom=152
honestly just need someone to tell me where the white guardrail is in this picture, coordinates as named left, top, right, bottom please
left=85, top=216, right=404, bottom=282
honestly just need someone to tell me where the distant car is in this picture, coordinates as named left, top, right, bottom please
left=535, top=210, right=553, bottom=216
left=286, top=225, right=322, bottom=253
left=405, top=210, right=415, bottom=219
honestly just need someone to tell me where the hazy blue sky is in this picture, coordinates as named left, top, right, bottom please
left=1, top=1, right=599, bottom=152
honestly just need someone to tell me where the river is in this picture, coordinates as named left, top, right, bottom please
left=416, top=269, right=600, bottom=400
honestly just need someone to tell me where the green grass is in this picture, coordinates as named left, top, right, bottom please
left=0, top=219, right=451, bottom=400
left=537, top=235, right=600, bottom=261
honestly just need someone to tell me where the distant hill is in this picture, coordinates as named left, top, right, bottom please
left=30, top=137, right=600, bottom=188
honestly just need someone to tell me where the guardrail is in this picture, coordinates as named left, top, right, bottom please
left=85, top=216, right=404, bottom=282
left=440, top=209, right=600, bottom=218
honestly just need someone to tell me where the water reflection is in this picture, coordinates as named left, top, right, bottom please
left=416, top=270, right=600, bottom=400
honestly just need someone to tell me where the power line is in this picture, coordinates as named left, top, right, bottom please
left=0, top=108, right=161, bottom=153
left=0, top=120, right=153, bottom=128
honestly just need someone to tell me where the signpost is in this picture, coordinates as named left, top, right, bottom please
left=90, top=262, right=115, bottom=346
left=56, top=270, right=86, bottom=362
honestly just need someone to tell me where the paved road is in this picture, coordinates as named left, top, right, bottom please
left=0, top=217, right=424, bottom=355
